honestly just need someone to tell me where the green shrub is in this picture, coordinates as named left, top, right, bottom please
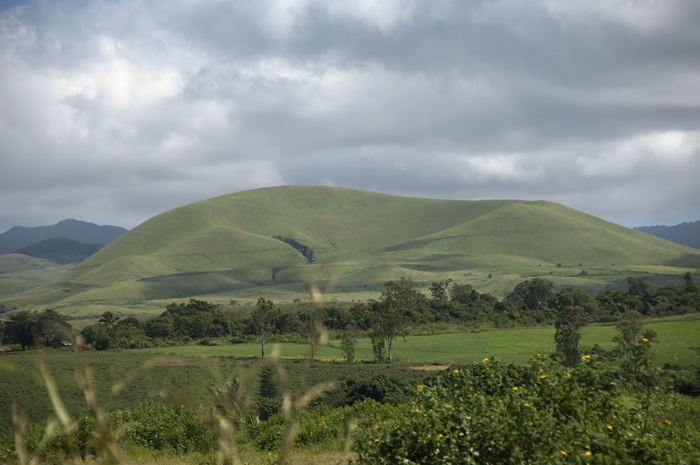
left=355, top=357, right=700, bottom=464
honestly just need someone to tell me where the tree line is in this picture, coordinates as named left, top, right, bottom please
left=1, top=273, right=698, bottom=356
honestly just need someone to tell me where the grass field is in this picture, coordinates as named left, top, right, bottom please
left=1, top=318, right=698, bottom=447
left=0, top=254, right=74, bottom=297
left=132, top=318, right=700, bottom=367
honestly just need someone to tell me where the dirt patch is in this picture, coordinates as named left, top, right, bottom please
left=410, top=365, right=450, bottom=371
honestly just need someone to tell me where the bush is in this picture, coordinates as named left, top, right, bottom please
left=355, top=357, right=700, bottom=464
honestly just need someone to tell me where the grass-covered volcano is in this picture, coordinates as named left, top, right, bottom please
left=5, top=186, right=699, bottom=316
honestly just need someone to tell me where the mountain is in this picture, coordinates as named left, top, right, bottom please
left=635, top=220, right=700, bottom=249
left=0, top=219, right=127, bottom=255
left=15, top=238, right=104, bottom=265
left=4, top=186, right=699, bottom=314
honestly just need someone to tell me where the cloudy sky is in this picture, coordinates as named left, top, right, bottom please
left=1, top=0, right=699, bottom=232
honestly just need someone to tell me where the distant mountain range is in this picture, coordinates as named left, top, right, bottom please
left=635, top=220, right=700, bottom=249
left=0, top=219, right=128, bottom=257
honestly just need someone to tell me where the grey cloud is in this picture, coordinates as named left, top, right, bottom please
left=1, top=0, right=699, bottom=232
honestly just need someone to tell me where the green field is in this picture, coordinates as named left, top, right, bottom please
left=3, top=186, right=699, bottom=321
left=1, top=318, right=698, bottom=439
left=0, top=254, right=74, bottom=297
left=133, top=318, right=700, bottom=367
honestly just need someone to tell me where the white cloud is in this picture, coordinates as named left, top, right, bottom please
left=576, top=131, right=699, bottom=177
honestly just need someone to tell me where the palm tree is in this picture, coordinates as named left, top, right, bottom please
left=98, top=311, right=120, bottom=331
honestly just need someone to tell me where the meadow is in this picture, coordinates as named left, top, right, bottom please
left=131, top=317, right=700, bottom=366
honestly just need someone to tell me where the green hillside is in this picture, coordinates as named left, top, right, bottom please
left=3, top=186, right=699, bottom=318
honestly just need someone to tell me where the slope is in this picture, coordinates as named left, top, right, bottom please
left=3, top=186, right=699, bottom=314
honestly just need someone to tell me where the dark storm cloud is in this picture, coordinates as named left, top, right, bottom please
left=1, top=0, right=699, bottom=232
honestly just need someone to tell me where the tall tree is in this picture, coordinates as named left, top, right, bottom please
left=98, top=311, right=120, bottom=331
left=252, top=297, right=278, bottom=358
left=340, top=326, right=357, bottom=363
left=376, top=278, right=423, bottom=362
left=554, top=305, right=588, bottom=367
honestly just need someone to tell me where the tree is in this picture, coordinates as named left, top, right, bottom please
left=4, top=310, right=35, bottom=350
left=506, top=278, right=554, bottom=311
left=36, top=308, right=71, bottom=347
left=144, top=317, right=173, bottom=339
left=340, top=326, right=357, bottom=363
left=98, top=311, right=121, bottom=331
left=684, top=272, right=699, bottom=294
left=449, top=283, right=477, bottom=305
left=375, top=279, right=423, bottom=362
left=554, top=305, right=588, bottom=367
left=251, top=297, right=278, bottom=358
left=614, top=310, right=645, bottom=373
left=429, top=279, right=452, bottom=303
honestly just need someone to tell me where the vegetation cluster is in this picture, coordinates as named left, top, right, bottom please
left=3, top=273, right=699, bottom=358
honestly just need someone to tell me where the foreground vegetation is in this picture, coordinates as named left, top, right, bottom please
left=2, top=344, right=699, bottom=464
left=2, top=273, right=700, bottom=463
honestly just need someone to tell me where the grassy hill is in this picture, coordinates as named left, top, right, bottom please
left=2, top=186, right=699, bottom=319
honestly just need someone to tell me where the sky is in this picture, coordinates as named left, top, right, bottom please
left=1, top=0, right=699, bottom=232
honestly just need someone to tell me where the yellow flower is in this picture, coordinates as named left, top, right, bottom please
left=438, top=433, right=444, bottom=438
left=513, top=387, right=518, bottom=390
left=454, top=369, right=459, bottom=374
left=523, top=403, right=530, bottom=407
left=665, top=420, right=671, bottom=425
left=536, top=353, right=540, bottom=357
left=582, top=354, right=591, bottom=360
left=642, top=338, right=648, bottom=342
left=418, top=385, right=424, bottom=390
left=561, top=450, right=567, bottom=456
left=375, top=425, right=380, bottom=429
left=483, top=358, right=488, bottom=362
left=415, top=409, right=420, bottom=413
left=374, top=439, right=379, bottom=442
left=607, top=425, right=613, bottom=431
left=473, top=393, right=478, bottom=397
left=585, top=451, right=592, bottom=456
left=540, top=375, right=546, bottom=379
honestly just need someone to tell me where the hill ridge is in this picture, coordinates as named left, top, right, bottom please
left=2, top=186, right=699, bottom=314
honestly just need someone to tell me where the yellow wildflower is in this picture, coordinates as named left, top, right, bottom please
left=585, top=451, right=592, bottom=456
left=607, top=425, right=613, bottom=431
left=561, top=450, right=567, bottom=456
left=483, top=358, right=488, bottom=362
left=438, top=433, right=444, bottom=438
left=642, top=338, right=648, bottom=342
left=454, top=369, right=459, bottom=374
left=665, top=420, right=671, bottom=425
left=513, top=386, right=518, bottom=390
left=540, top=375, right=546, bottom=379
left=523, top=403, right=530, bottom=407
left=418, top=385, right=424, bottom=390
